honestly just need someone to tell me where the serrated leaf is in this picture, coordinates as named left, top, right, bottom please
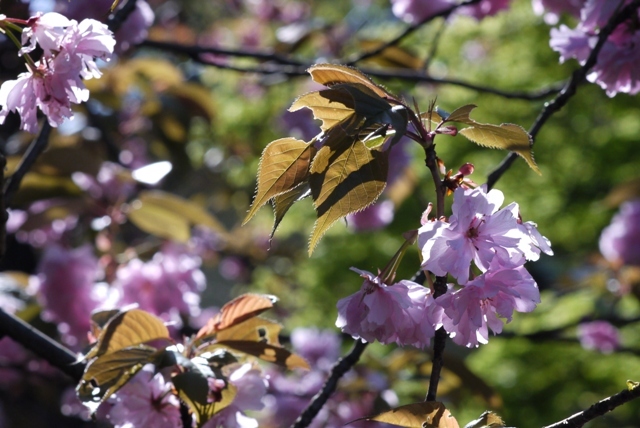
left=77, top=346, right=160, bottom=408
left=244, top=138, right=315, bottom=224
left=139, top=191, right=226, bottom=234
left=290, top=89, right=356, bottom=132
left=443, top=104, right=540, bottom=174
left=308, top=64, right=392, bottom=99
left=309, top=139, right=389, bottom=253
left=172, top=371, right=237, bottom=428
left=215, top=316, right=282, bottom=344
left=85, top=308, right=170, bottom=360
left=353, top=402, right=460, bottom=428
left=463, top=411, right=505, bottom=428
left=196, top=294, right=278, bottom=339
left=271, top=183, right=311, bottom=237
left=213, top=341, right=310, bottom=370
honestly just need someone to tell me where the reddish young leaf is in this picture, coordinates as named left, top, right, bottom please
left=196, top=294, right=278, bottom=339
left=352, top=402, right=460, bottom=428
left=307, top=63, right=394, bottom=99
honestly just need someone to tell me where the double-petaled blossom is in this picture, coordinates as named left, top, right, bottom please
left=435, top=250, right=540, bottom=347
left=419, top=185, right=550, bottom=284
left=336, top=268, right=436, bottom=348
left=0, top=12, right=114, bottom=132
left=108, top=366, right=181, bottom=428
left=546, top=0, right=640, bottom=97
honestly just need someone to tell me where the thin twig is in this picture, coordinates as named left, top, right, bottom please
left=486, top=0, right=640, bottom=189
left=3, top=121, right=52, bottom=207
left=291, top=339, right=368, bottom=428
left=141, top=40, right=561, bottom=101
left=346, top=0, right=482, bottom=65
left=542, top=384, right=640, bottom=428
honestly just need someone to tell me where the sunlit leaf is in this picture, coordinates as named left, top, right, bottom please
left=309, top=138, right=389, bottom=253
left=77, top=346, right=161, bottom=409
left=307, top=64, right=393, bottom=99
left=443, top=104, right=539, bottom=174
left=271, top=183, right=311, bottom=237
left=244, top=138, right=316, bottom=224
left=196, top=294, right=278, bottom=339
left=85, top=308, right=170, bottom=360
left=212, top=341, right=310, bottom=370
left=172, top=371, right=237, bottom=427
left=359, top=40, right=423, bottom=69
left=139, top=191, right=226, bottom=233
left=290, top=89, right=356, bottom=132
left=463, top=411, right=505, bottom=428
left=215, top=316, right=282, bottom=344
left=353, top=402, right=460, bottom=428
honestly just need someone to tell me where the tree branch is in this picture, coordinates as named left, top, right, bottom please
left=3, top=121, right=52, bottom=207
left=291, top=339, right=368, bottom=428
left=486, top=0, right=640, bottom=189
left=543, top=384, right=640, bottom=428
left=106, top=0, right=139, bottom=33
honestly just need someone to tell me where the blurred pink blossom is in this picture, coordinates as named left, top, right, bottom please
left=599, top=200, right=640, bottom=266
left=30, top=244, right=105, bottom=347
left=532, top=0, right=583, bottom=24
left=108, top=366, right=181, bottom=428
left=577, top=320, right=620, bottom=353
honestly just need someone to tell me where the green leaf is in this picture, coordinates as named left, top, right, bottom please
left=307, top=63, right=393, bottom=99
left=208, top=341, right=310, bottom=370
left=128, top=190, right=226, bottom=242
left=172, top=371, right=237, bottom=428
left=244, top=138, right=316, bottom=224
left=443, top=104, right=540, bottom=174
left=271, top=183, right=311, bottom=237
left=352, top=402, right=460, bottom=428
left=289, top=89, right=356, bottom=132
left=85, top=308, right=170, bottom=360
left=77, top=346, right=161, bottom=410
left=309, top=138, right=389, bottom=254
left=463, top=411, right=505, bottom=428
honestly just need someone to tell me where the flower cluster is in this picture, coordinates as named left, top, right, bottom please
left=544, top=0, right=640, bottom=96
left=0, top=12, right=115, bottom=132
left=337, top=185, right=552, bottom=348
left=391, top=0, right=512, bottom=24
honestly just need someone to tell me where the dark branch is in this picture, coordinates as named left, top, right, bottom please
left=426, top=275, right=448, bottom=402
left=291, top=339, right=368, bottom=428
left=543, top=384, right=640, bottom=428
left=346, top=0, right=482, bottom=65
left=0, top=309, right=84, bottom=381
left=486, top=0, right=640, bottom=189
left=140, top=40, right=560, bottom=101
left=3, top=121, right=52, bottom=207
left=106, top=0, right=139, bottom=33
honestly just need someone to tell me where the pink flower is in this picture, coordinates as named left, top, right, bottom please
left=436, top=250, right=540, bottom=347
left=290, top=328, right=341, bottom=370
left=336, top=268, right=435, bottom=347
left=586, top=28, right=640, bottom=97
left=20, top=12, right=72, bottom=56
left=30, top=244, right=105, bottom=347
left=549, top=25, right=595, bottom=64
left=346, top=200, right=395, bottom=232
left=114, top=246, right=206, bottom=326
left=599, top=200, right=640, bottom=266
left=577, top=320, right=620, bottom=353
left=391, top=0, right=453, bottom=24
left=532, top=0, right=584, bottom=24
left=203, top=364, right=268, bottom=428
left=108, top=366, right=181, bottom=428
left=419, top=185, right=524, bottom=284
left=458, top=0, right=512, bottom=20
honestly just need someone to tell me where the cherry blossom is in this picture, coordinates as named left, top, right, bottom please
left=436, top=250, right=540, bottom=347
left=599, top=199, right=640, bottom=266
left=419, top=185, right=526, bottom=284
left=108, top=366, right=181, bottom=428
left=19, top=12, right=72, bottom=56
left=336, top=268, right=435, bottom=347
left=577, top=321, right=620, bottom=353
